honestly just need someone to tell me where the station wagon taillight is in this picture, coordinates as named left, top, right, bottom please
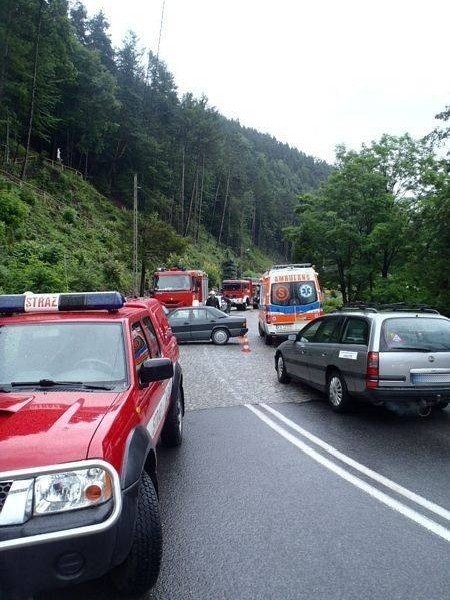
left=366, top=351, right=379, bottom=389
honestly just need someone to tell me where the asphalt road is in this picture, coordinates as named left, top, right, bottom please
left=39, top=310, right=450, bottom=600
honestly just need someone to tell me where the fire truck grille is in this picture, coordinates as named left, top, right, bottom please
left=0, top=481, right=13, bottom=513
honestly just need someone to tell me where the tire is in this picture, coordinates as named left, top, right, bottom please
left=327, top=370, right=354, bottom=413
left=212, top=328, right=229, bottom=345
left=276, top=354, right=290, bottom=383
left=265, top=333, right=273, bottom=346
left=161, top=385, right=184, bottom=447
left=111, top=472, right=162, bottom=597
left=241, top=303, right=247, bottom=311
left=258, top=322, right=265, bottom=337
left=436, top=401, right=449, bottom=410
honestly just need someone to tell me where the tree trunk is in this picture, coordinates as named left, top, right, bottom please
left=179, top=145, right=185, bottom=234
left=139, top=254, right=147, bottom=297
left=21, top=0, right=44, bottom=180
left=210, top=175, right=221, bottom=230
left=218, top=168, right=230, bottom=243
left=0, top=0, right=14, bottom=105
left=336, top=258, right=347, bottom=304
left=196, top=155, right=205, bottom=242
left=184, top=167, right=198, bottom=236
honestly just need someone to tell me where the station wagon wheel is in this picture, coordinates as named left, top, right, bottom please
left=111, top=471, right=162, bottom=596
left=276, top=354, right=290, bottom=384
left=212, top=328, right=229, bottom=345
left=327, top=371, right=354, bottom=413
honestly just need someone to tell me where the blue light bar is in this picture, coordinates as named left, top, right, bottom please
left=0, top=292, right=124, bottom=315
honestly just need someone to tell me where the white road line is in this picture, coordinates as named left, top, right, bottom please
left=260, top=403, right=450, bottom=522
left=246, top=404, right=450, bottom=543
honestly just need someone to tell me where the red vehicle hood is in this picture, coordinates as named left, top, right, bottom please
left=0, top=390, right=120, bottom=472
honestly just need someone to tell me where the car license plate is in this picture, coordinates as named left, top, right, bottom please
left=411, top=373, right=450, bottom=384
left=276, top=324, right=294, bottom=331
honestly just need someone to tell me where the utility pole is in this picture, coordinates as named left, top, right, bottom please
left=133, top=174, right=139, bottom=296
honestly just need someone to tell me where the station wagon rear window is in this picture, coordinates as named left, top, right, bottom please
left=0, top=323, right=127, bottom=389
left=381, top=317, right=450, bottom=352
left=271, top=281, right=317, bottom=307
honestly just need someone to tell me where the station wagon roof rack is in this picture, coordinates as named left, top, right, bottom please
left=377, top=303, right=440, bottom=314
left=335, top=303, right=378, bottom=313
left=334, top=302, right=440, bottom=315
left=270, top=263, right=313, bottom=270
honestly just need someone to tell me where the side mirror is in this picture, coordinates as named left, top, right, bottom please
left=288, top=334, right=296, bottom=341
left=139, top=358, right=173, bottom=386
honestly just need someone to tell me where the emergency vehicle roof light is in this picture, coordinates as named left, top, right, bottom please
left=0, top=291, right=124, bottom=315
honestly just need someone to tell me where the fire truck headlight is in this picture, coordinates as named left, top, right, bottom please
left=34, top=467, right=112, bottom=515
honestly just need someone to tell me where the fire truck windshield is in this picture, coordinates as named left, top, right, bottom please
left=223, top=283, right=244, bottom=291
left=156, top=274, right=192, bottom=291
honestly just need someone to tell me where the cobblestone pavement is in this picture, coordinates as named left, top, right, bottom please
left=179, top=309, right=320, bottom=410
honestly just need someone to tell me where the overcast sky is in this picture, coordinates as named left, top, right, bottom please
left=82, top=0, right=449, bottom=163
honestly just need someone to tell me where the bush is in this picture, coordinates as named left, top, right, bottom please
left=20, top=187, right=36, bottom=206
left=62, top=207, right=77, bottom=224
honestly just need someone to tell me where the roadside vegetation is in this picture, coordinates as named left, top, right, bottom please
left=0, top=0, right=329, bottom=294
left=0, top=1, right=447, bottom=313
left=287, top=120, right=450, bottom=316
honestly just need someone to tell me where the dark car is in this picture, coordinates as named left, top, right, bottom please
left=168, top=306, right=248, bottom=345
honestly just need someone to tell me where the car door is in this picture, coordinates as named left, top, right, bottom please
left=190, top=308, right=212, bottom=340
left=168, top=309, right=192, bottom=341
left=336, top=317, right=370, bottom=393
left=306, top=316, right=344, bottom=389
left=287, top=318, right=322, bottom=380
left=131, top=322, right=167, bottom=439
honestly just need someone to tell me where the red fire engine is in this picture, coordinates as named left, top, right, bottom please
left=221, top=279, right=256, bottom=311
left=152, top=268, right=209, bottom=309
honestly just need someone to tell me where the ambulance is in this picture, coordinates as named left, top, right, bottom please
left=258, top=263, right=323, bottom=345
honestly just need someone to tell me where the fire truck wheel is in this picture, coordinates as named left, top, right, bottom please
left=212, top=328, right=229, bottom=345
left=161, top=385, right=184, bottom=447
left=111, top=472, right=162, bottom=597
left=240, top=303, right=247, bottom=311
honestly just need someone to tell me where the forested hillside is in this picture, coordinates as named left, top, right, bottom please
left=0, top=0, right=330, bottom=292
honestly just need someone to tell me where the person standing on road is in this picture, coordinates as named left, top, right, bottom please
left=206, top=290, right=220, bottom=309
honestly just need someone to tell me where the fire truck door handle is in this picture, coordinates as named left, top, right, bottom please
left=321, top=352, right=327, bottom=357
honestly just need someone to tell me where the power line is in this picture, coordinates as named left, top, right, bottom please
left=156, top=0, right=166, bottom=61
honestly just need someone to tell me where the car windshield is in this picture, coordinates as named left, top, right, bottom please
left=156, top=274, right=192, bottom=291
left=0, top=323, right=127, bottom=389
left=223, top=283, right=243, bottom=291
left=271, top=281, right=317, bottom=307
left=381, top=317, right=450, bottom=352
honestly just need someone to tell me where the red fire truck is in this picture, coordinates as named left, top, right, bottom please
left=152, top=268, right=208, bottom=310
left=221, top=279, right=256, bottom=311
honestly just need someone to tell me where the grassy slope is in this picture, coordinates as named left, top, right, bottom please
left=0, top=165, right=274, bottom=294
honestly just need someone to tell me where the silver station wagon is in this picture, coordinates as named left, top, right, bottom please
left=275, top=305, right=450, bottom=416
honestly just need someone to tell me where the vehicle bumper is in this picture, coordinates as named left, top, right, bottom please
left=360, top=386, right=450, bottom=405
left=0, top=471, right=138, bottom=596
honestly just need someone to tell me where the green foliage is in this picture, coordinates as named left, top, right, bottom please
left=0, top=1, right=330, bottom=265
left=62, top=207, right=77, bottom=223
left=288, top=134, right=449, bottom=314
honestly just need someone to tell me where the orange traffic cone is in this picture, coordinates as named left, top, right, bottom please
left=241, top=334, right=251, bottom=353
